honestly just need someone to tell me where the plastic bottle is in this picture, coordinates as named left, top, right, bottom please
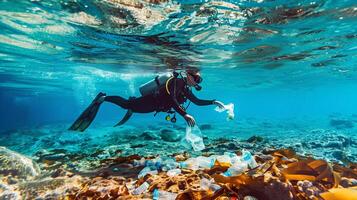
left=153, top=189, right=177, bottom=200
left=196, top=156, right=215, bottom=169
left=167, top=168, right=181, bottom=177
left=216, top=155, right=232, bottom=167
left=223, top=162, right=248, bottom=177
left=138, top=166, right=158, bottom=178
left=242, top=150, right=258, bottom=169
left=223, top=152, right=241, bottom=164
left=133, top=157, right=146, bottom=166
left=179, top=158, right=199, bottom=170
left=132, top=182, right=150, bottom=195
left=200, top=178, right=221, bottom=191
left=161, top=159, right=179, bottom=171
left=185, top=125, right=205, bottom=151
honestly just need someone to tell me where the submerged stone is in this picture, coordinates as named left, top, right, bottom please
left=246, top=135, right=264, bottom=143
left=160, top=129, right=182, bottom=142
left=0, top=147, right=40, bottom=180
left=330, top=118, right=354, bottom=129
left=199, top=124, right=212, bottom=130
left=140, top=131, right=160, bottom=140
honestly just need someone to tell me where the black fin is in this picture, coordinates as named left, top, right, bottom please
left=68, top=92, right=105, bottom=132
left=114, top=109, right=133, bottom=127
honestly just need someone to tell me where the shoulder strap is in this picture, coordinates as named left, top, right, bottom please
left=165, top=76, right=175, bottom=95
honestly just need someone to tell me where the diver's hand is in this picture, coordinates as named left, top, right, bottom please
left=213, top=100, right=225, bottom=110
left=184, top=114, right=196, bottom=127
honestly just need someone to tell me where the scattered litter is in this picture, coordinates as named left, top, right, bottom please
left=132, top=181, right=150, bottom=195
left=153, top=189, right=177, bottom=200
left=215, top=103, right=235, bottom=120
left=185, top=125, right=205, bottom=151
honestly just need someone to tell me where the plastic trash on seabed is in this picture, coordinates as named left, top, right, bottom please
left=200, top=178, right=221, bottom=191
left=223, top=162, right=248, bottom=177
left=138, top=166, right=158, bottom=178
left=223, top=152, right=241, bottom=165
left=242, top=149, right=258, bottom=169
left=133, top=157, right=146, bottom=167
left=161, top=159, right=179, bottom=171
left=132, top=182, right=150, bottom=195
left=215, top=103, right=235, bottom=120
left=166, top=168, right=181, bottom=177
left=179, top=158, right=200, bottom=170
left=153, top=189, right=177, bottom=200
left=185, top=125, right=205, bottom=151
left=196, top=156, right=215, bottom=169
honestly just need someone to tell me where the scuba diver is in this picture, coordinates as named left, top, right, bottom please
left=69, top=69, right=225, bottom=132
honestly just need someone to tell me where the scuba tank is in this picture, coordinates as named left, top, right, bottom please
left=139, top=73, right=172, bottom=96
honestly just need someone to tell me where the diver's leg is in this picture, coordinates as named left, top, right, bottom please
left=69, top=92, right=106, bottom=132
left=104, top=96, right=131, bottom=109
left=114, top=109, right=133, bottom=127
left=105, top=95, right=157, bottom=126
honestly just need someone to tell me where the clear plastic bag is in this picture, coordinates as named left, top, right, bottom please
left=185, top=125, right=205, bottom=151
left=215, top=103, right=235, bottom=120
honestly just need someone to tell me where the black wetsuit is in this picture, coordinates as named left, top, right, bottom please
left=104, top=77, right=215, bottom=117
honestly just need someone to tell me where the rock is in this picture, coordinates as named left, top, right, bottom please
left=0, top=146, right=40, bottom=180
left=58, top=132, right=84, bottom=145
left=41, top=153, right=67, bottom=161
left=140, top=131, right=160, bottom=140
left=0, top=183, right=20, bottom=200
left=160, top=129, right=182, bottom=142
left=331, top=150, right=345, bottom=161
left=324, top=141, right=343, bottom=148
left=18, top=176, right=85, bottom=199
left=309, top=141, right=322, bottom=148
left=246, top=135, right=264, bottom=143
left=340, top=177, right=357, bottom=188
left=199, top=124, right=212, bottom=130
left=330, top=118, right=354, bottom=129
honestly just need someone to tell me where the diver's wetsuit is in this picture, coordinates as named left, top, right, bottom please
left=104, top=77, right=215, bottom=117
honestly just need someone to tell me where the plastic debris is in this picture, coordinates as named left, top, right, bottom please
left=133, top=157, right=146, bottom=166
left=132, top=181, right=150, bottom=195
left=138, top=166, right=158, bottom=178
left=161, top=159, right=179, bottom=171
left=223, top=162, right=248, bottom=177
left=185, top=125, right=205, bottom=151
left=153, top=189, right=177, bottom=200
left=167, top=168, right=181, bottom=177
left=200, top=178, right=221, bottom=191
left=215, top=103, right=235, bottom=120
left=179, top=158, right=200, bottom=170
left=242, top=149, right=258, bottom=169
left=196, top=156, right=215, bottom=169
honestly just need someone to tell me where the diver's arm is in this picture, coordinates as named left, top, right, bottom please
left=185, top=89, right=215, bottom=106
left=169, top=79, right=196, bottom=126
left=169, top=79, right=188, bottom=117
left=171, top=100, right=195, bottom=126
left=186, top=89, right=225, bottom=109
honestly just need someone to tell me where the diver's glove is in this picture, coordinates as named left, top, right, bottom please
left=213, top=100, right=225, bottom=110
left=184, top=114, right=196, bottom=127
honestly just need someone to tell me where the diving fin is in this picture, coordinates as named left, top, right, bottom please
left=114, top=109, right=133, bottom=127
left=69, top=92, right=106, bottom=132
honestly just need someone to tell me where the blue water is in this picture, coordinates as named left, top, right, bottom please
left=0, top=0, right=356, bottom=138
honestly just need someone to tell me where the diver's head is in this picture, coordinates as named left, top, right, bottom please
left=186, top=69, right=202, bottom=91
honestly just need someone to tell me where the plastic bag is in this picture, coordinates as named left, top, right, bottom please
left=215, top=103, right=235, bottom=120
left=185, top=125, right=205, bottom=151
